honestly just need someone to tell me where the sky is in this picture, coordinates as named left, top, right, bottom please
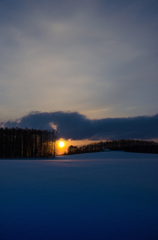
left=0, top=0, right=158, bottom=144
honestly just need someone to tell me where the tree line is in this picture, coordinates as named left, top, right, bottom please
left=67, top=139, right=158, bottom=155
left=0, top=127, right=58, bottom=158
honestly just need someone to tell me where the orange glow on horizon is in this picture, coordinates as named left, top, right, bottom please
left=57, top=139, right=102, bottom=155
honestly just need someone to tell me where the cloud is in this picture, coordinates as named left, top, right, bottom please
left=0, top=0, right=158, bottom=121
left=4, top=111, right=158, bottom=141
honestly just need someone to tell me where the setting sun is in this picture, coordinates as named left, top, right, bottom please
left=59, top=141, right=65, bottom=148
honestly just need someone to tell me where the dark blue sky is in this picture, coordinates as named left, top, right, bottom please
left=0, top=0, right=158, bottom=139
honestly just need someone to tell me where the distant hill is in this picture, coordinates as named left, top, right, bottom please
left=67, top=139, right=158, bottom=155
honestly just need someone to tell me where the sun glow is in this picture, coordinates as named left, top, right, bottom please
left=59, top=141, right=65, bottom=148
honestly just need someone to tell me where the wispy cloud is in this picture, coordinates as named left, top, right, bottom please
left=0, top=0, right=158, bottom=121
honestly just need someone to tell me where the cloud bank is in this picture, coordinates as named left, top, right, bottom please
left=2, top=111, right=158, bottom=141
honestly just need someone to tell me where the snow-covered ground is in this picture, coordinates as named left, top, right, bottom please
left=0, top=151, right=158, bottom=240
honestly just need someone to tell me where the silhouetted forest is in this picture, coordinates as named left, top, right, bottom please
left=0, top=127, right=58, bottom=158
left=67, top=139, right=158, bottom=155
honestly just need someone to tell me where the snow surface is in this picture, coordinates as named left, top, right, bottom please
left=0, top=151, right=158, bottom=240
